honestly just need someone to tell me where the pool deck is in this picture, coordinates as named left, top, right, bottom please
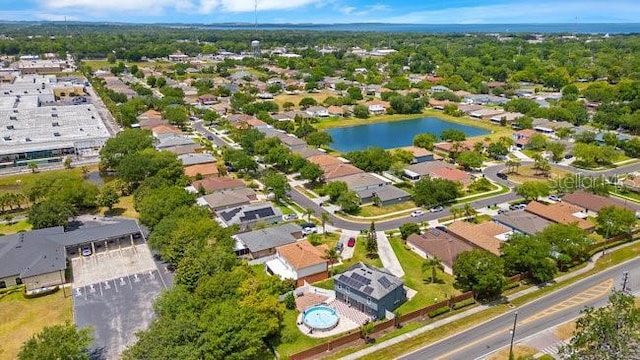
left=297, top=311, right=360, bottom=338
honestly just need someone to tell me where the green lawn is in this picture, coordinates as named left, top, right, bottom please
left=274, top=309, right=328, bottom=357
left=0, top=220, right=32, bottom=236
left=612, top=189, right=640, bottom=203
left=357, top=201, right=417, bottom=218
left=332, top=236, right=383, bottom=274
left=0, top=166, right=97, bottom=195
left=388, top=237, right=459, bottom=314
left=0, top=290, right=72, bottom=360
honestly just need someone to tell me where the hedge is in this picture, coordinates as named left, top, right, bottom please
left=452, top=298, right=476, bottom=310
left=428, top=306, right=450, bottom=318
left=503, top=281, right=520, bottom=291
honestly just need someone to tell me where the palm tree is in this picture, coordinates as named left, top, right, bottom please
left=463, top=203, right=477, bottom=221
left=321, top=212, right=331, bottom=235
left=422, top=257, right=443, bottom=284
left=27, top=161, right=38, bottom=173
left=305, top=207, right=314, bottom=222
left=323, top=248, right=340, bottom=269
left=450, top=205, right=464, bottom=222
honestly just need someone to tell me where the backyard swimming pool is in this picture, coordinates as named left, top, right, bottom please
left=302, top=305, right=340, bottom=331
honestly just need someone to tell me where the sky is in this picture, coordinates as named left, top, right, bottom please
left=1, top=0, right=639, bottom=24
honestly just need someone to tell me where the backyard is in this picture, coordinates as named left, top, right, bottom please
left=0, top=289, right=73, bottom=359
left=0, top=220, right=32, bottom=236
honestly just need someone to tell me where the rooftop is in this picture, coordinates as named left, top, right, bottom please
left=335, top=262, right=404, bottom=301
left=562, top=191, right=632, bottom=213
left=406, top=229, right=473, bottom=269
left=192, top=177, right=245, bottom=193
left=493, top=211, right=553, bottom=235
left=199, top=188, right=256, bottom=210
left=525, top=201, right=594, bottom=231
left=277, top=240, right=327, bottom=270
left=234, top=223, right=302, bottom=253
left=446, top=221, right=510, bottom=255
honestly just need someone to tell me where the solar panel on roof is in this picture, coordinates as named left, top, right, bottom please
left=378, top=276, right=392, bottom=289
left=363, top=286, right=374, bottom=295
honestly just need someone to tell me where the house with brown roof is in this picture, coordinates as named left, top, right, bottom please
left=469, top=108, right=505, bottom=119
left=429, top=167, right=473, bottom=187
left=184, top=163, right=220, bottom=179
left=403, top=160, right=455, bottom=181
left=137, top=110, right=166, bottom=129
left=623, top=176, right=640, bottom=193
left=327, top=105, right=345, bottom=117
left=190, top=177, right=245, bottom=194
left=513, top=129, right=537, bottom=149
left=446, top=221, right=512, bottom=256
left=266, top=240, right=329, bottom=287
left=151, top=124, right=182, bottom=136
left=406, top=229, right=473, bottom=274
left=307, top=154, right=344, bottom=168
left=562, top=191, right=633, bottom=214
left=524, top=201, right=595, bottom=231
left=428, top=99, right=451, bottom=110
left=322, top=163, right=364, bottom=181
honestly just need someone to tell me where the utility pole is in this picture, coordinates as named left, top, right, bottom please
left=622, top=271, right=629, bottom=293
left=508, top=311, right=518, bottom=360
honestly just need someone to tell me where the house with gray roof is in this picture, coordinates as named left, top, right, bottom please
left=356, top=185, right=411, bottom=207
left=334, top=262, right=406, bottom=320
left=493, top=211, right=552, bottom=235
left=198, top=188, right=257, bottom=211
left=178, top=153, right=216, bottom=166
left=216, top=202, right=283, bottom=232
left=233, top=223, right=302, bottom=259
left=0, top=219, right=142, bottom=291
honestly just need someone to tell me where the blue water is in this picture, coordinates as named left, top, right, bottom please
left=303, top=306, right=339, bottom=330
left=325, top=117, right=489, bottom=152
left=203, top=23, right=640, bottom=34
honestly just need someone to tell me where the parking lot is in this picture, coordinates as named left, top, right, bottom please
left=72, top=242, right=168, bottom=359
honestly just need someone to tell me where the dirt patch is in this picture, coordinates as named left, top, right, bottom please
left=554, top=321, right=577, bottom=340
left=487, top=344, right=537, bottom=360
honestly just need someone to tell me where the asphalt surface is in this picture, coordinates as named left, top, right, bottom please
left=193, top=120, right=228, bottom=147
left=399, top=257, right=640, bottom=360
left=73, top=269, right=167, bottom=360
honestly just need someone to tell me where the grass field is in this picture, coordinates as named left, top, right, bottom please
left=332, top=236, right=383, bottom=274
left=388, top=237, right=459, bottom=314
left=272, top=91, right=333, bottom=110
left=505, top=164, right=571, bottom=184
left=0, top=167, right=96, bottom=195
left=0, top=290, right=73, bottom=359
left=0, top=220, right=32, bottom=236
left=82, top=59, right=174, bottom=72
left=357, top=201, right=417, bottom=218
left=98, top=195, right=139, bottom=219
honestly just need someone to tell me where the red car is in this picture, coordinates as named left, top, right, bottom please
left=347, top=237, right=356, bottom=247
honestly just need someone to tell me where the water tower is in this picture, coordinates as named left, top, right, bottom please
left=251, top=40, right=261, bottom=57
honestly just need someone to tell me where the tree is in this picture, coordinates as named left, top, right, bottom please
left=98, top=184, right=120, bottom=211
left=282, top=101, right=295, bottom=111
left=538, top=224, right=591, bottom=270
left=63, top=157, right=72, bottom=169
left=305, top=131, right=333, bottom=147
left=27, top=161, right=38, bottom=173
left=529, top=133, right=547, bottom=150
left=99, top=129, right=154, bottom=171
left=547, top=142, right=566, bottom=162
left=304, top=208, right=314, bottom=222
left=463, top=202, right=477, bottom=221
left=323, top=181, right=348, bottom=202
left=500, top=233, right=557, bottom=283
left=456, top=151, right=484, bottom=169
left=440, top=129, right=466, bottom=142
left=28, top=199, right=75, bottom=229
left=337, top=191, right=360, bottom=214
left=263, top=172, right=289, bottom=202
left=344, top=147, right=393, bottom=172
left=399, top=223, right=421, bottom=240
left=413, top=178, right=461, bottom=207
left=505, top=159, right=521, bottom=174
left=596, top=206, right=637, bottom=238
left=323, top=247, right=340, bottom=267
left=450, top=205, right=465, bottom=221
left=422, top=257, right=443, bottom=284
left=487, top=142, right=508, bottom=159
left=353, top=104, right=370, bottom=119
left=298, top=97, right=317, bottom=109
left=453, top=249, right=505, bottom=300
left=293, top=123, right=316, bottom=139
left=135, top=186, right=195, bottom=228
left=321, top=212, right=331, bottom=234
left=18, top=323, right=92, bottom=360
left=299, top=162, right=324, bottom=183
left=559, top=291, right=640, bottom=360
left=413, top=133, right=438, bottom=150
left=515, top=182, right=551, bottom=201
left=366, top=222, right=378, bottom=258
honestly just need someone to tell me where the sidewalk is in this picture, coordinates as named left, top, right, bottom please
left=339, top=239, right=638, bottom=360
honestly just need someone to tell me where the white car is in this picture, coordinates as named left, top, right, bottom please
left=302, top=227, right=318, bottom=235
left=81, top=247, right=92, bottom=256
left=429, top=206, right=444, bottom=213
left=411, top=210, right=424, bottom=217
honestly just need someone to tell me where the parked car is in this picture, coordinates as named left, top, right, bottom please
left=435, top=225, right=447, bottom=232
left=564, top=154, right=574, bottom=159
left=302, top=227, right=318, bottom=235
left=549, top=195, right=562, bottom=202
left=411, top=210, right=424, bottom=217
left=497, top=209, right=507, bottom=215
left=335, top=242, right=344, bottom=253
left=347, top=237, right=356, bottom=247
left=81, top=247, right=92, bottom=256
left=429, top=206, right=444, bottom=213
left=282, top=214, right=298, bottom=221
left=509, top=204, right=527, bottom=210
left=497, top=173, right=508, bottom=180
left=207, top=135, right=214, bottom=140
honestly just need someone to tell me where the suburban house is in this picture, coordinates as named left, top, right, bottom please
left=233, top=223, right=302, bottom=259
left=305, top=106, right=330, bottom=118
left=469, top=108, right=505, bottom=119
left=216, top=202, right=283, bottom=232
left=429, top=167, right=473, bottom=187
left=322, top=163, right=364, bottom=181
left=178, top=153, right=216, bottom=166
left=184, top=163, right=220, bottom=179
left=356, top=185, right=412, bottom=206
left=292, top=147, right=326, bottom=159
left=513, top=129, right=537, bottom=149
left=197, top=94, right=217, bottom=105
left=403, top=161, right=456, bottom=181
left=365, top=101, right=389, bottom=115
left=266, top=240, right=328, bottom=286
left=400, top=146, right=436, bottom=164
left=429, top=85, right=451, bottom=94
left=562, top=191, right=634, bottom=214
left=428, top=99, right=451, bottom=110
left=623, top=176, right=640, bottom=193
left=334, top=262, right=407, bottom=320
left=198, top=188, right=258, bottom=211
left=188, top=177, right=245, bottom=194
left=331, top=172, right=390, bottom=192
left=406, top=229, right=473, bottom=274
left=457, top=103, right=484, bottom=114
left=489, top=112, right=524, bottom=124
left=524, top=201, right=595, bottom=231
left=307, top=154, right=345, bottom=169
left=327, top=105, right=346, bottom=117
left=493, top=211, right=553, bottom=235
left=446, top=221, right=512, bottom=256
left=464, top=94, right=509, bottom=106
left=0, top=219, right=143, bottom=291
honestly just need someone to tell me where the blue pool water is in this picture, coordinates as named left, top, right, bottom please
left=303, top=305, right=340, bottom=330
left=325, top=117, right=490, bottom=152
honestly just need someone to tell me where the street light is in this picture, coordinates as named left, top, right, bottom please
left=508, top=311, right=518, bottom=360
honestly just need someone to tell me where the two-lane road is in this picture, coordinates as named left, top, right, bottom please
left=399, top=257, right=640, bottom=360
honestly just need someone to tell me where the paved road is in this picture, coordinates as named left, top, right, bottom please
left=399, top=257, right=640, bottom=360
left=193, top=120, right=228, bottom=148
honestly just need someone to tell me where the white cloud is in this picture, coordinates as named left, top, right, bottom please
left=39, top=0, right=323, bottom=15
left=382, top=1, right=640, bottom=24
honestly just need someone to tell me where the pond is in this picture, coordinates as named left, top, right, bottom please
left=325, top=117, right=490, bottom=152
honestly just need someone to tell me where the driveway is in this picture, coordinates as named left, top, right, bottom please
left=376, top=232, right=404, bottom=277
left=338, top=230, right=359, bottom=260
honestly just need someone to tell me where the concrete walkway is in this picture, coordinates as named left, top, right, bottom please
left=339, top=239, right=638, bottom=360
left=512, top=149, right=533, bottom=161
left=376, top=231, right=404, bottom=277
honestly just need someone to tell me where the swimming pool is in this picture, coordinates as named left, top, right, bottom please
left=303, top=305, right=340, bottom=331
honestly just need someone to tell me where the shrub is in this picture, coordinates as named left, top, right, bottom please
left=452, top=298, right=476, bottom=310
left=428, top=306, right=450, bottom=318
left=503, top=281, right=520, bottom=291
left=284, top=292, right=296, bottom=310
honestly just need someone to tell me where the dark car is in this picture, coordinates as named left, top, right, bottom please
left=497, top=173, right=508, bottom=180
left=207, top=135, right=214, bottom=140
left=564, top=154, right=574, bottom=159
left=347, top=237, right=356, bottom=247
